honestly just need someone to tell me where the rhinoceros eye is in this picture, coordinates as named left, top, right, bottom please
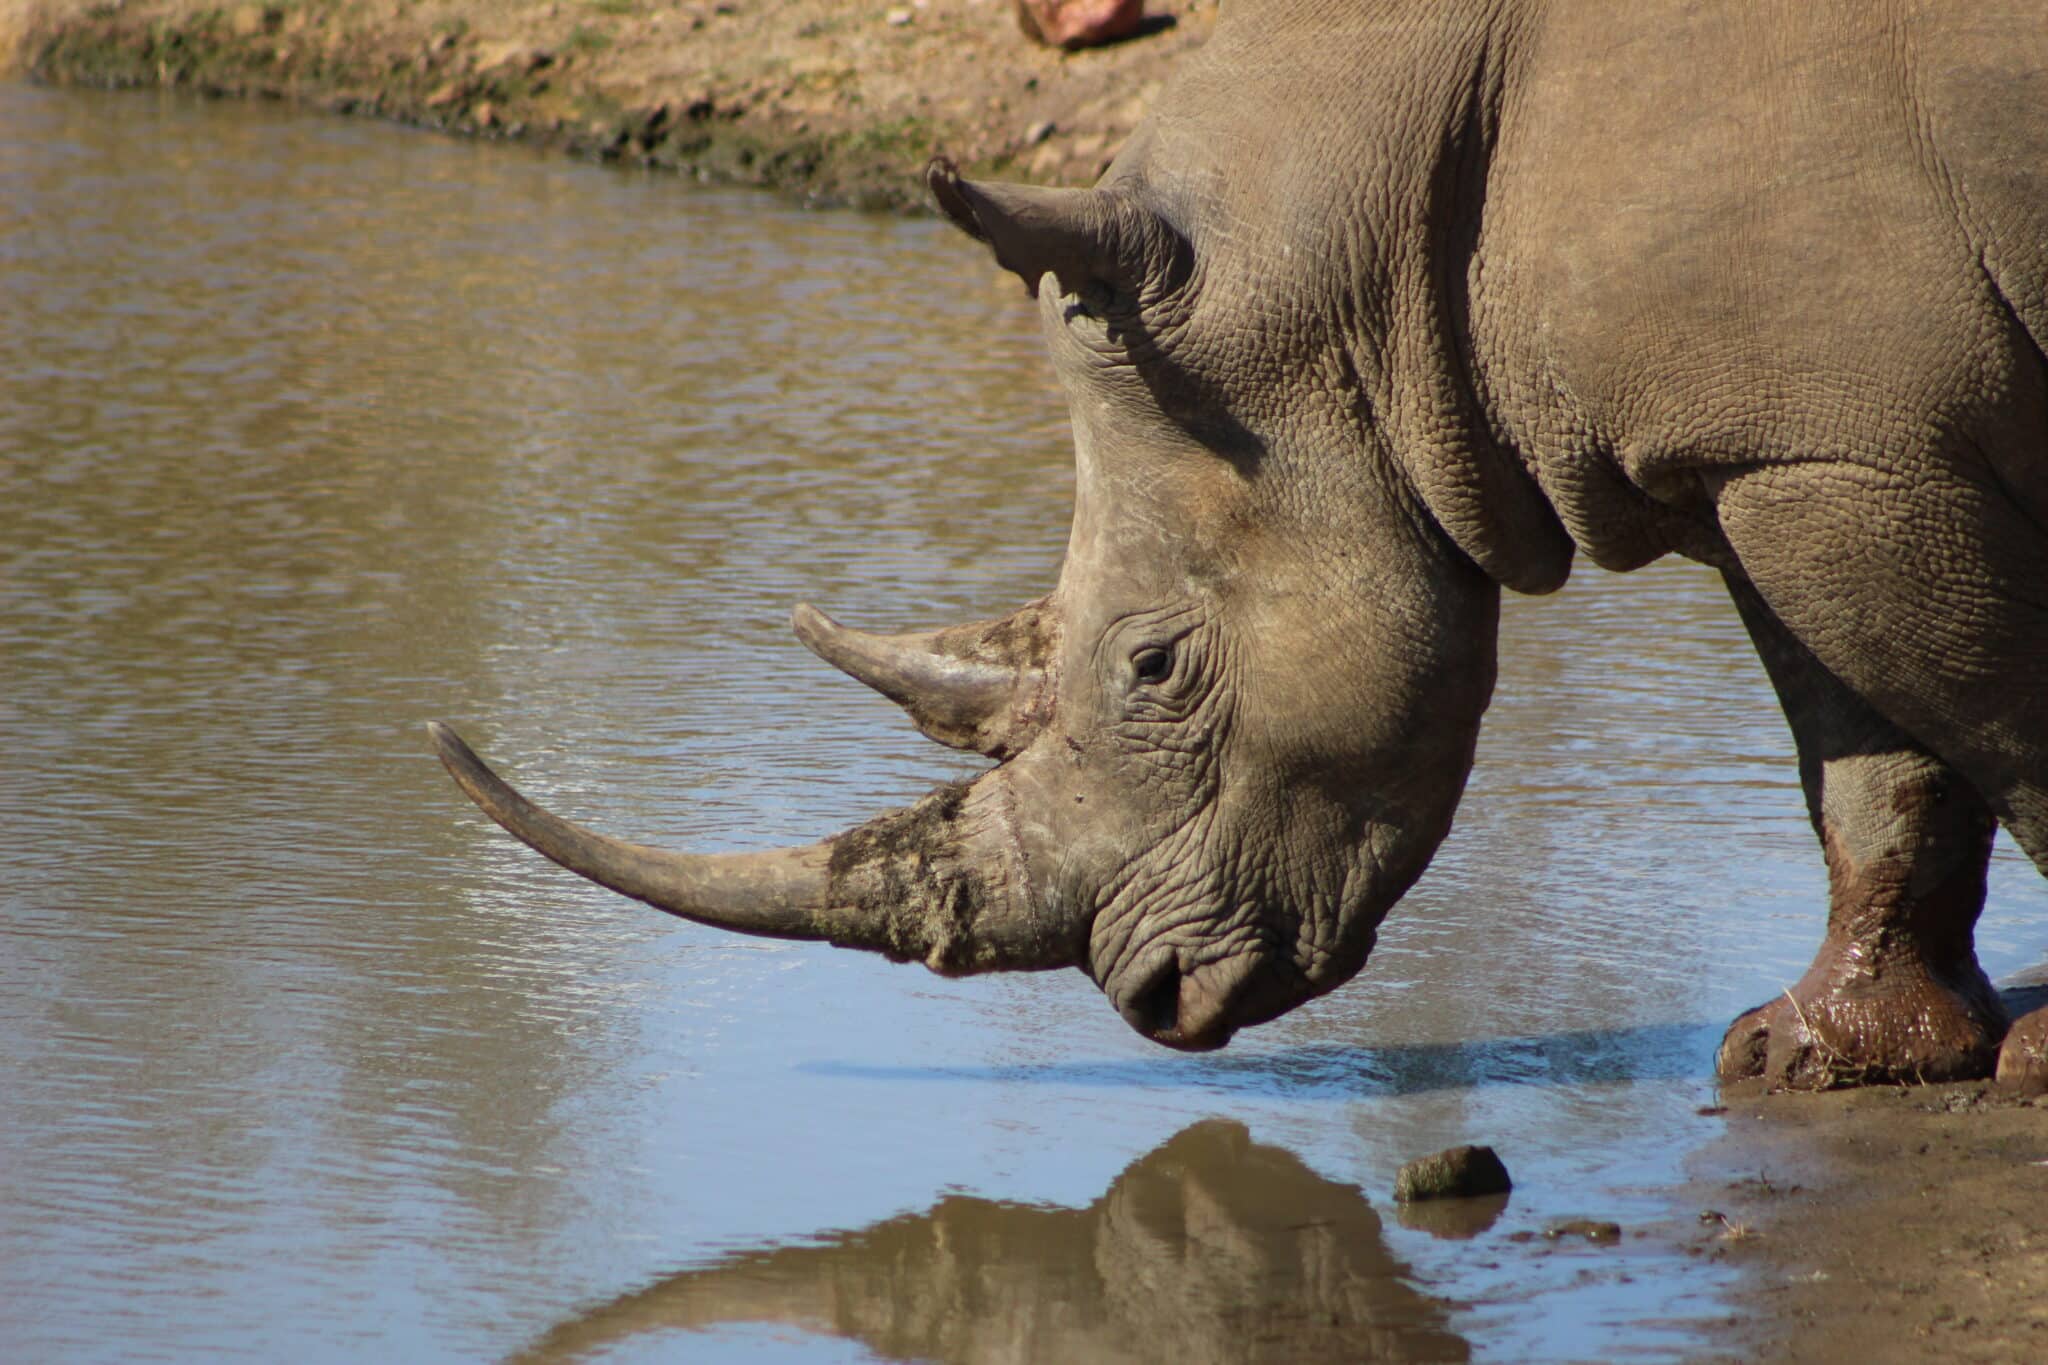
left=1063, top=282, right=1112, bottom=322
left=1131, top=646, right=1174, bottom=685
left=1061, top=295, right=1095, bottom=325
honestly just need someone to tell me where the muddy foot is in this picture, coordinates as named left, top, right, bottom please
left=1718, top=964, right=2007, bottom=1090
left=1994, top=1006, right=2048, bottom=1095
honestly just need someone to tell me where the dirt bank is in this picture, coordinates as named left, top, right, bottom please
left=7, top=0, right=1216, bottom=209
left=1689, top=976, right=2048, bottom=1361
left=1690, top=1078, right=2048, bottom=1362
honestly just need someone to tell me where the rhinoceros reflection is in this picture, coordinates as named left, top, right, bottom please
left=516, top=1121, right=1470, bottom=1363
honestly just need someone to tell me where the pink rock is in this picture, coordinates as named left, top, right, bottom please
left=1016, top=0, right=1145, bottom=50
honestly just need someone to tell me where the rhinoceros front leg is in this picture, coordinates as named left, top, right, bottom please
left=1715, top=572, right=2007, bottom=1088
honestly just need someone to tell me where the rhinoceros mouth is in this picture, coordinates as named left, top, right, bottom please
left=1109, top=942, right=1304, bottom=1051
left=1116, top=956, right=1226, bottom=1049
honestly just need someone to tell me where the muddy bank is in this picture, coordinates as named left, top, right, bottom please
left=1687, top=1079, right=2048, bottom=1362
left=1682, top=980, right=2048, bottom=1360
left=8, top=0, right=1215, bottom=209
left=1703, top=986, right=2048, bottom=1358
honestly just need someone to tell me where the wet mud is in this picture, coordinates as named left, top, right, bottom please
left=1692, top=1079, right=2048, bottom=1363
left=1685, top=979, right=2048, bottom=1362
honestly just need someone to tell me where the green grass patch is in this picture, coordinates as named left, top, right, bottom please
left=839, top=116, right=936, bottom=164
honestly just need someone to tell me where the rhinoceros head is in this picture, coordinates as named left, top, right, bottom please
left=432, top=152, right=1499, bottom=1050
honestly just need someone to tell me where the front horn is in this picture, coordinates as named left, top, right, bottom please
left=791, top=598, right=1056, bottom=759
left=427, top=722, right=1078, bottom=974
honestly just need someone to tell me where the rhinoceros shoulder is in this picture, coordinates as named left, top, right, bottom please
left=1475, top=0, right=2048, bottom=547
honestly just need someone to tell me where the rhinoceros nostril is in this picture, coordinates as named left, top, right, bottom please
left=1121, top=960, right=1184, bottom=1040
left=1115, top=957, right=1243, bottom=1051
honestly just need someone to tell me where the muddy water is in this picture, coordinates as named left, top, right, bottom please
left=3, top=84, right=2041, bottom=1363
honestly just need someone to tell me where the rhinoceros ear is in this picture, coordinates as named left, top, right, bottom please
left=926, top=157, right=1188, bottom=306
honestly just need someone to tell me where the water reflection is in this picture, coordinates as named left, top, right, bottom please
left=516, top=1121, right=1470, bottom=1364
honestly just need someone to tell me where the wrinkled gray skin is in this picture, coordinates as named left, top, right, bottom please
left=435, top=0, right=2048, bottom=1082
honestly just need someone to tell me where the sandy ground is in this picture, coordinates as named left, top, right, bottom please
left=1693, top=1076, right=2048, bottom=1362
left=1684, top=977, right=2048, bottom=1361
left=12, top=1, right=2048, bottom=1356
left=5, top=0, right=1217, bottom=208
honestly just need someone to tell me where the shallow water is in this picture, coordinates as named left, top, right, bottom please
left=2, top=83, right=2041, bottom=1363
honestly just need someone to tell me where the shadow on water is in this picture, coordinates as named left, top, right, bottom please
left=512, top=1120, right=1472, bottom=1364
left=803, top=1022, right=1719, bottom=1099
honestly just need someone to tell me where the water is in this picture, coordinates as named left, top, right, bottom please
left=2, top=83, right=2040, bottom=1363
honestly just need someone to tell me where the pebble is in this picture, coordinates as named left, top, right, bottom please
left=1545, top=1218, right=1623, bottom=1244
left=1393, top=1144, right=1512, bottom=1202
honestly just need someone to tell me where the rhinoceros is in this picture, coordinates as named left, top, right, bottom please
left=432, top=0, right=2048, bottom=1088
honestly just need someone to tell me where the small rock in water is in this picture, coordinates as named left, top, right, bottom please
left=1393, top=1144, right=1512, bottom=1202
left=1544, top=1218, right=1623, bottom=1244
